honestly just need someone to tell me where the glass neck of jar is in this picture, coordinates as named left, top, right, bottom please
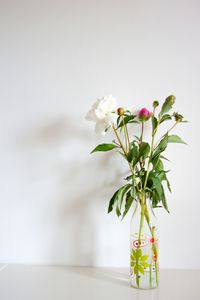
left=134, top=193, right=155, bottom=217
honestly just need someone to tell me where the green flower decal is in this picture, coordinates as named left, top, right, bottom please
left=130, top=248, right=149, bottom=275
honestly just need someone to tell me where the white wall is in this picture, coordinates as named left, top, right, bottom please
left=0, top=0, right=199, bottom=269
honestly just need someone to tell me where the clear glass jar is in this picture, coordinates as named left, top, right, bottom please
left=130, top=192, right=159, bottom=289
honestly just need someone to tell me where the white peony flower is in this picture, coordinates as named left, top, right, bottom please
left=86, top=95, right=118, bottom=135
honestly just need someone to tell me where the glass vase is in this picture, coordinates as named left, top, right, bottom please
left=130, top=192, right=159, bottom=289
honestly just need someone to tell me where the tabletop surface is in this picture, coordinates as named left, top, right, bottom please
left=0, top=264, right=199, bottom=300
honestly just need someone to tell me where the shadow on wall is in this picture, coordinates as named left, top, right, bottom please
left=20, top=116, right=125, bottom=265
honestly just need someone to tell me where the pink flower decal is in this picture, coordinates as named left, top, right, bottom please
left=153, top=255, right=158, bottom=262
left=133, top=239, right=148, bottom=248
left=138, top=107, right=152, bottom=121
left=150, top=237, right=155, bottom=244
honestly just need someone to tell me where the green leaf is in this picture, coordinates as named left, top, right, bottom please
left=138, top=265, right=145, bottom=275
left=152, top=134, right=168, bottom=159
left=151, top=155, right=160, bottom=169
left=134, top=136, right=140, bottom=142
left=148, top=173, right=165, bottom=206
left=130, top=262, right=135, bottom=267
left=117, top=116, right=121, bottom=127
left=134, top=265, right=138, bottom=274
left=166, top=177, right=172, bottom=193
left=158, top=170, right=170, bottom=182
left=136, top=248, right=142, bottom=258
left=124, top=175, right=132, bottom=181
left=127, top=143, right=139, bottom=165
left=91, top=143, right=118, bottom=153
left=161, top=185, right=170, bottom=213
left=152, top=158, right=164, bottom=172
left=141, top=255, right=148, bottom=261
left=117, top=151, right=128, bottom=161
left=141, top=262, right=149, bottom=268
left=151, top=176, right=163, bottom=198
left=152, top=190, right=160, bottom=208
left=157, top=171, right=172, bottom=192
left=144, top=187, right=152, bottom=194
left=132, top=248, right=136, bottom=257
left=150, top=176, right=170, bottom=212
left=130, top=184, right=135, bottom=198
left=107, top=189, right=120, bottom=213
left=160, top=114, right=172, bottom=124
left=118, top=115, right=137, bottom=128
left=117, top=184, right=132, bottom=212
left=121, top=191, right=134, bottom=220
left=130, top=255, right=135, bottom=261
left=107, top=184, right=131, bottom=217
left=160, top=155, right=170, bottom=162
left=151, top=157, right=171, bottom=191
left=152, top=116, right=158, bottom=132
left=159, top=95, right=176, bottom=116
left=139, top=142, right=150, bottom=159
left=152, top=159, right=167, bottom=182
left=168, top=135, right=187, bottom=145
left=116, top=206, right=121, bottom=217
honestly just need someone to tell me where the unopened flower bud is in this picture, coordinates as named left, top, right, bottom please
left=153, top=100, right=159, bottom=108
left=138, top=107, right=152, bottom=122
left=173, top=112, right=184, bottom=123
left=117, top=107, right=125, bottom=116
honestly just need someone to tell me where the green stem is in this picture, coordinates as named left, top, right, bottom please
left=143, top=108, right=157, bottom=189
left=140, top=122, right=144, bottom=145
left=155, top=258, right=159, bottom=285
left=123, top=119, right=128, bottom=152
left=149, top=264, right=152, bottom=287
left=112, top=125, right=140, bottom=193
left=144, top=207, right=159, bottom=287
left=144, top=120, right=178, bottom=189
left=154, top=121, right=178, bottom=149
left=138, top=205, right=144, bottom=241
left=143, top=133, right=155, bottom=189
left=139, top=122, right=144, bottom=172
left=125, top=122, right=131, bottom=151
left=112, top=124, right=127, bottom=155
left=151, top=226, right=159, bottom=286
left=136, top=193, right=145, bottom=288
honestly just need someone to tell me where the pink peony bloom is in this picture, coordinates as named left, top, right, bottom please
left=138, top=107, right=152, bottom=121
left=139, top=107, right=151, bottom=117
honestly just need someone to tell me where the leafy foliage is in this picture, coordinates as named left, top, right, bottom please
left=89, top=95, right=187, bottom=218
left=159, top=95, right=175, bottom=116
left=116, top=184, right=132, bottom=217
left=88, top=95, right=187, bottom=288
left=91, top=143, right=118, bottom=153
left=152, top=116, right=158, bottom=132
left=121, top=191, right=134, bottom=220
left=139, top=142, right=150, bottom=160
left=129, top=145, right=139, bottom=165
left=152, top=134, right=168, bottom=159
left=108, top=184, right=132, bottom=216
left=160, top=114, right=172, bottom=123
left=168, top=135, right=187, bottom=144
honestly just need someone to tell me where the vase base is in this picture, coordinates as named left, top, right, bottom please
left=130, top=284, right=158, bottom=290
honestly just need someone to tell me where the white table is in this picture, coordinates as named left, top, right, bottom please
left=0, top=265, right=199, bottom=300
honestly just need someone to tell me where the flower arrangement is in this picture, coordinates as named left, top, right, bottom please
left=86, top=94, right=187, bottom=289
